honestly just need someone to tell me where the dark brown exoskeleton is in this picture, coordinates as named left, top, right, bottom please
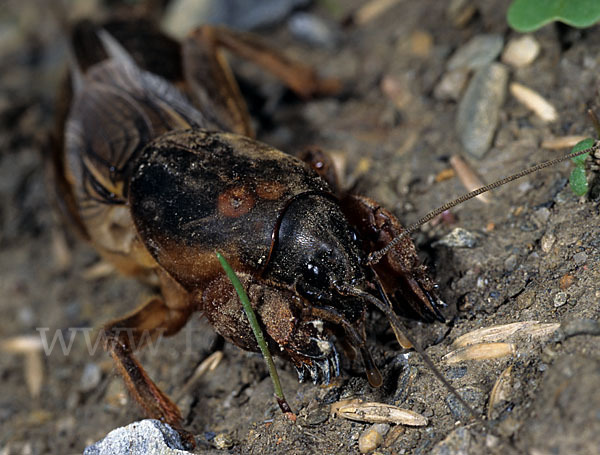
left=52, top=19, right=595, bottom=430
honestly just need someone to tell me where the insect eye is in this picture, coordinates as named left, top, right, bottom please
left=349, top=226, right=360, bottom=244
left=304, top=261, right=329, bottom=288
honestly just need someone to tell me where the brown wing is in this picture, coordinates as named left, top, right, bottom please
left=58, top=22, right=210, bottom=262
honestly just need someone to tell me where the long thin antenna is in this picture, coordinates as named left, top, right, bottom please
left=338, top=283, right=483, bottom=423
left=367, top=142, right=600, bottom=265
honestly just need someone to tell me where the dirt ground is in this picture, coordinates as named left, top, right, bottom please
left=1, top=0, right=599, bottom=454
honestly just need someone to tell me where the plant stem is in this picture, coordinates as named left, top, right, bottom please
left=215, top=252, right=293, bottom=416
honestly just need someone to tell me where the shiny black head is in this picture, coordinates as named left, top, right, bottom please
left=264, top=193, right=386, bottom=386
left=266, top=194, right=367, bottom=320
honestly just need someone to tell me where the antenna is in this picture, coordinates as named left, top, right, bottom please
left=367, top=142, right=600, bottom=265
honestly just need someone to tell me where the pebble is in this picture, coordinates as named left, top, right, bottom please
left=84, top=420, right=195, bottom=455
left=429, top=427, right=473, bottom=455
left=502, top=35, right=540, bottom=68
left=358, top=424, right=389, bottom=453
left=447, top=34, right=504, bottom=71
left=79, top=362, right=102, bottom=393
left=540, top=233, right=556, bottom=253
left=509, top=82, right=558, bottom=123
left=456, top=63, right=508, bottom=158
left=288, top=12, right=338, bottom=48
left=553, top=292, right=568, bottom=307
left=573, top=251, right=587, bottom=265
left=163, top=0, right=309, bottom=38
left=504, top=254, right=518, bottom=272
left=434, top=68, right=469, bottom=101
left=445, top=386, right=485, bottom=420
left=533, top=207, right=551, bottom=225
left=213, top=433, right=234, bottom=450
left=410, top=29, right=434, bottom=57
left=559, top=274, right=575, bottom=290
left=434, top=227, right=477, bottom=248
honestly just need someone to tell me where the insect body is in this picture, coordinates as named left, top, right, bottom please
left=52, top=19, right=469, bottom=428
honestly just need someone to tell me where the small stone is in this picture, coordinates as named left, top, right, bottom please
left=105, top=378, right=128, bottom=407
left=79, top=362, right=102, bottom=393
left=434, top=68, right=469, bottom=101
left=163, top=0, right=309, bottom=38
left=430, top=427, right=473, bottom=455
left=573, top=251, right=587, bottom=265
left=553, top=292, right=568, bottom=307
left=559, top=274, right=575, bottom=290
left=504, top=254, right=518, bottom=272
left=213, top=433, right=234, bottom=450
left=83, top=420, right=193, bottom=455
left=456, top=63, right=508, bottom=158
left=288, top=12, right=338, bottom=48
left=358, top=424, right=389, bottom=453
left=502, top=35, right=540, bottom=68
left=541, top=233, right=556, bottom=253
left=447, top=34, right=504, bottom=71
left=533, top=207, right=551, bottom=225
left=409, top=30, right=433, bottom=57
left=434, top=227, right=477, bottom=248
left=445, top=386, right=485, bottom=420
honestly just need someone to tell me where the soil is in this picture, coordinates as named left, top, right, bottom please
left=1, top=0, right=599, bottom=454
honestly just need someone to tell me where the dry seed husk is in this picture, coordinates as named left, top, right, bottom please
left=488, top=365, right=513, bottom=419
left=1, top=335, right=43, bottom=353
left=443, top=342, right=516, bottom=363
left=509, top=82, right=557, bottom=122
left=25, top=351, right=43, bottom=398
left=452, top=321, right=560, bottom=348
left=337, top=402, right=428, bottom=426
left=542, top=136, right=588, bottom=150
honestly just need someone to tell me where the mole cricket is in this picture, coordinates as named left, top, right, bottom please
left=50, top=17, right=597, bottom=432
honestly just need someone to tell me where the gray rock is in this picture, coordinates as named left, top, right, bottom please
left=288, top=12, right=339, bottom=48
left=504, top=254, right=518, bottom=272
left=79, top=362, right=102, bottom=393
left=429, top=426, right=473, bottom=455
left=445, top=386, right=485, bottom=420
left=573, top=251, right=587, bottom=265
left=447, top=34, right=504, bottom=71
left=434, top=227, right=478, bottom=248
left=456, top=63, right=508, bottom=158
left=83, top=420, right=197, bottom=455
left=434, top=68, right=469, bottom=101
left=163, top=0, right=310, bottom=38
left=553, top=291, right=567, bottom=307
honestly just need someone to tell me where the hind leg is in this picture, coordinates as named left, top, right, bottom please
left=182, top=25, right=341, bottom=137
left=101, top=271, right=192, bottom=428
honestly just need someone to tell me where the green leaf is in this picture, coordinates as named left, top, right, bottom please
left=569, top=165, right=588, bottom=195
left=508, top=0, right=600, bottom=32
left=571, top=137, right=594, bottom=166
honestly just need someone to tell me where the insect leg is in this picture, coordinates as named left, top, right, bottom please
left=182, top=26, right=341, bottom=137
left=341, top=194, right=445, bottom=323
left=101, top=295, right=192, bottom=428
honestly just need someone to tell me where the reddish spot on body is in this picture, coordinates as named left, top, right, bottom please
left=217, top=186, right=255, bottom=217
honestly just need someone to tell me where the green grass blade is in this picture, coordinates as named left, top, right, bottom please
left=215, top=252, right=291, bottom=413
